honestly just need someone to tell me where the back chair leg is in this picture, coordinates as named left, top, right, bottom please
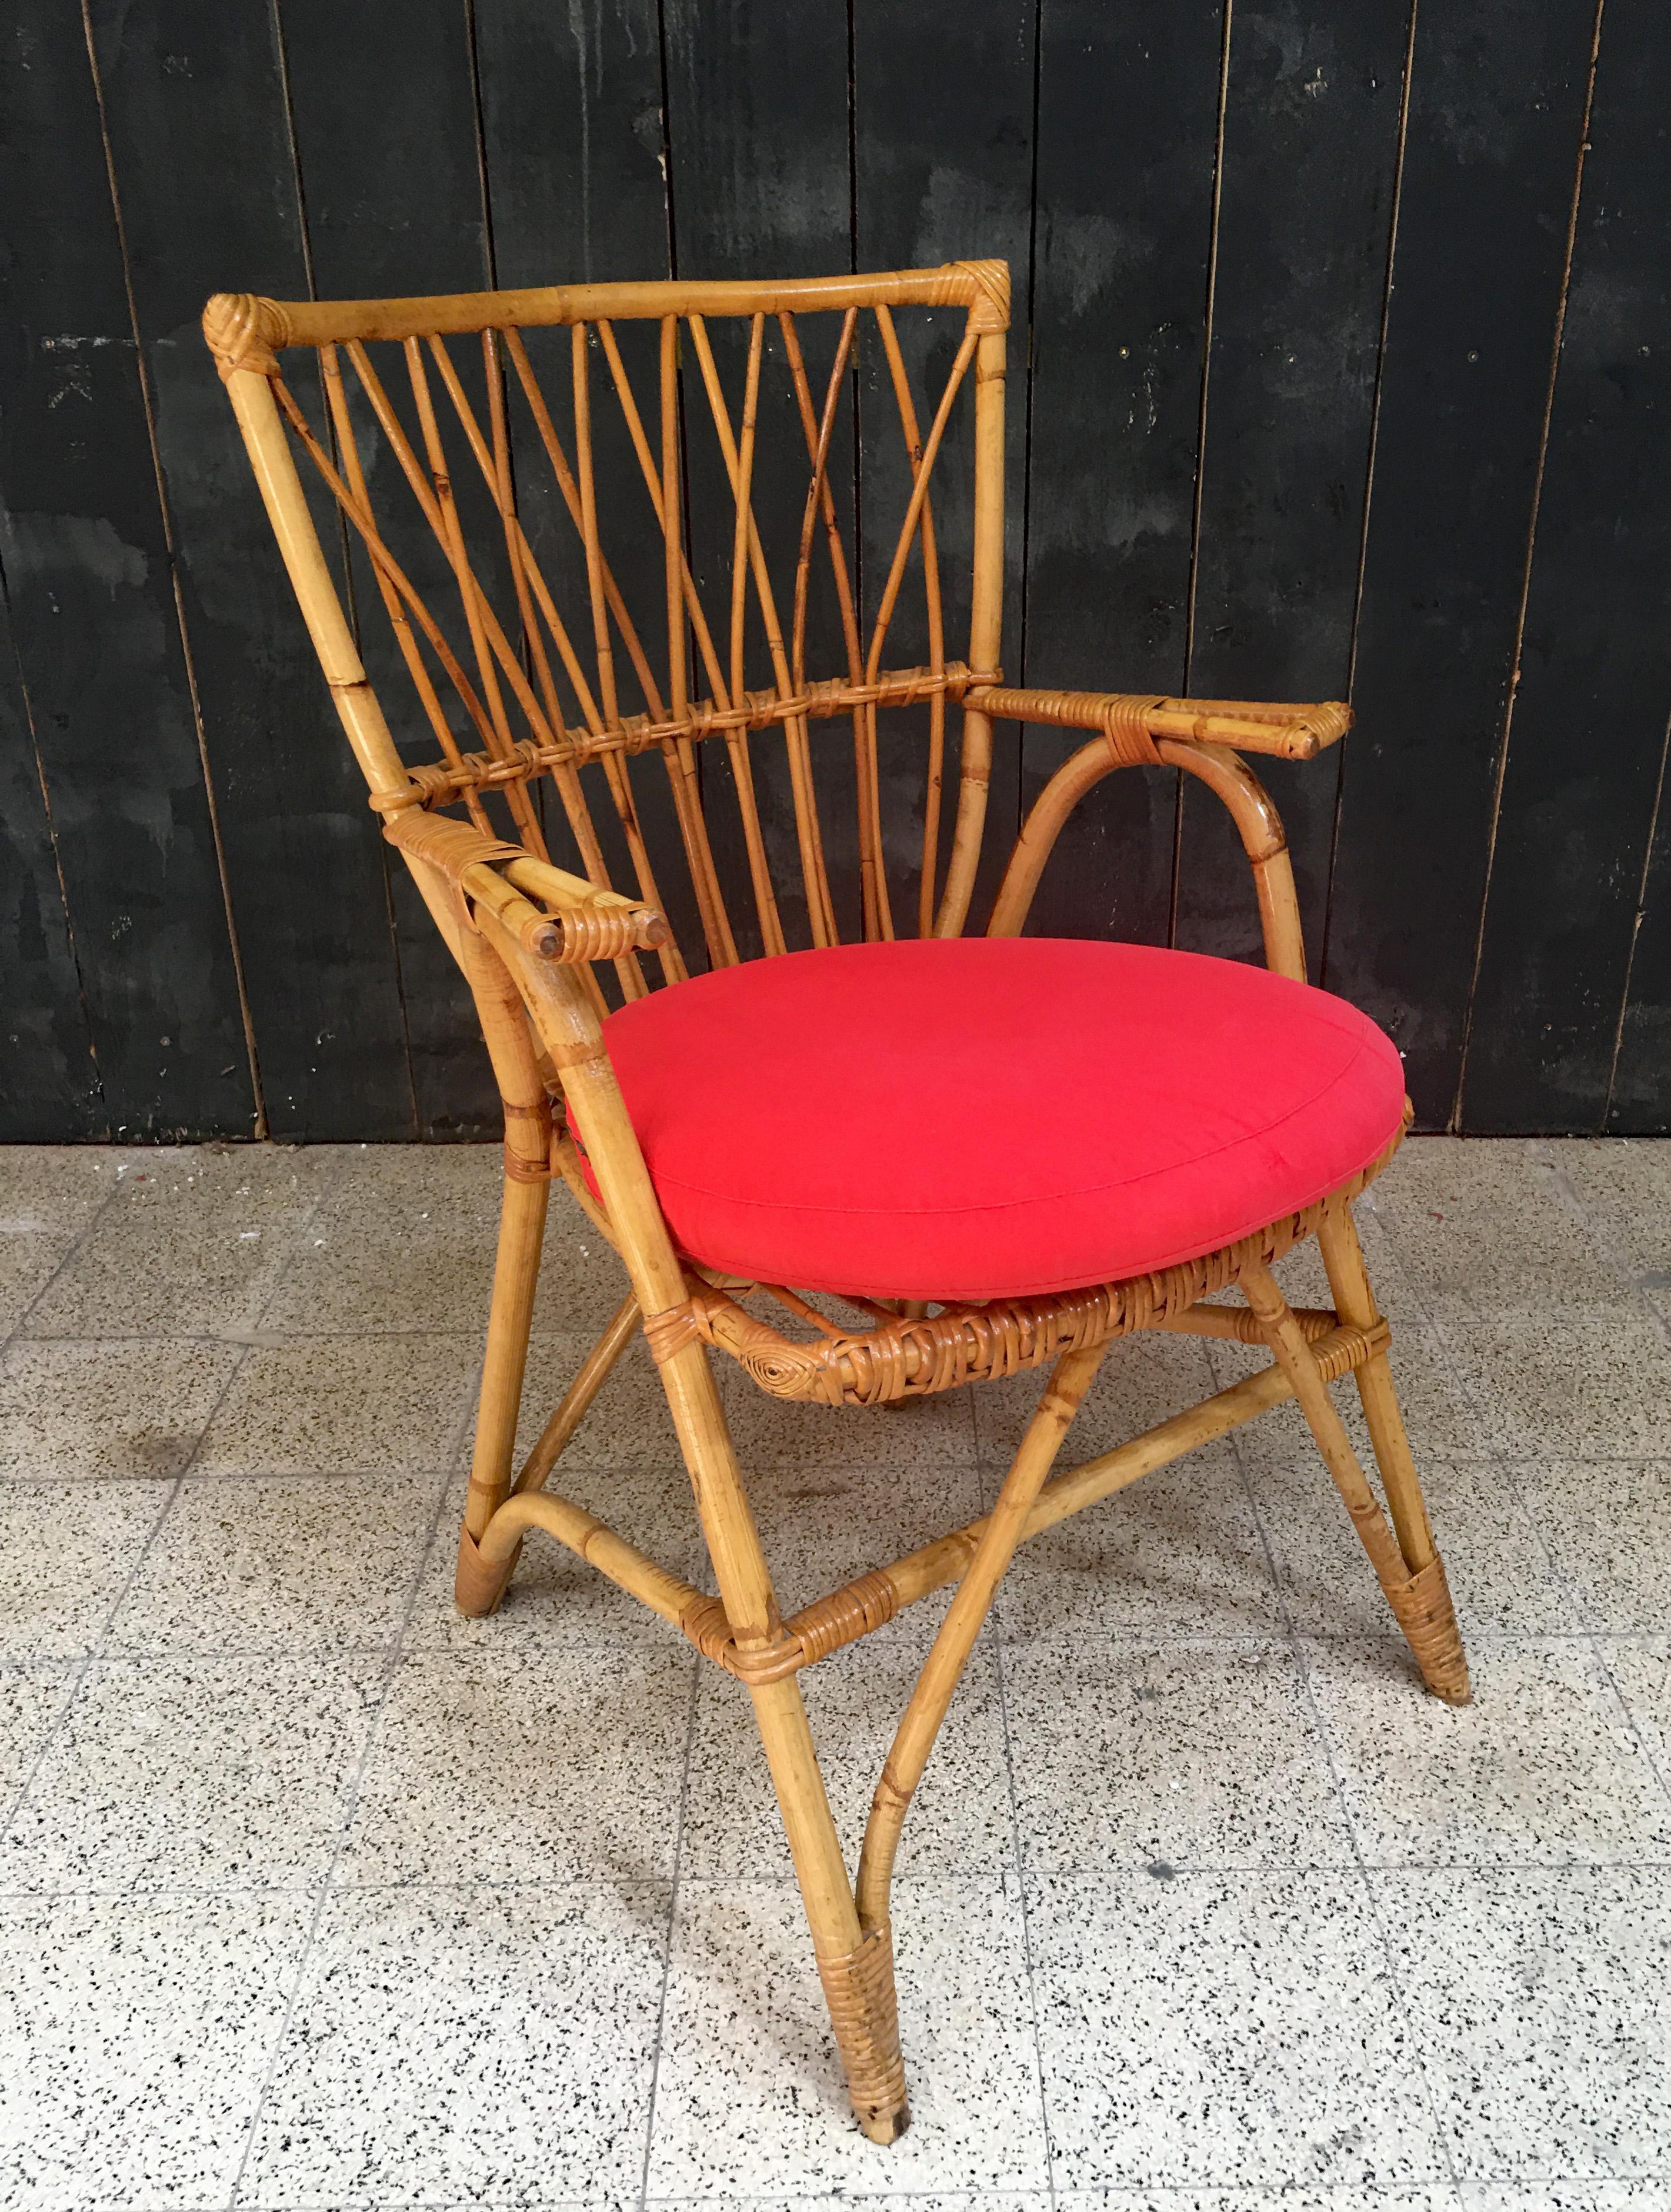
left=1316, top=1201, right=1438, bottom=1570
left=1242, top=1251, right=1470, bottom=1704
left=455, top=1164, right=549, bottom=1615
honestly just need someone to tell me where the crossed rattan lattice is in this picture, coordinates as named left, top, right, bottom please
left=206, top=262, right=1467, bottom=2144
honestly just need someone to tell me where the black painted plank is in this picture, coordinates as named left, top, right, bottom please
left=1610, top=769, right=1671, bottom=1132
left=1176, top=0, right=1410, bottom=977
left=476, top=0, right=703, bottom=972
left=279, top=0, right=501, bottom=1135
left=853, top=0, right=1036, bottom=932
left=0, top=571, right=101, bottom=1140
left=662, top=0, right=857, bottom=955
left=1324, top=0, right=1598, bottom=1128
left=0, top=1, right=253, bottom=1139
left=1462, top=0, right=1671, bottom=1133
left=88, top=0, right=413, bottom=1139
left=1022, top=0, right=1223, bottom=944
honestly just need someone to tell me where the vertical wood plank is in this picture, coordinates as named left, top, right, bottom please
left=88, top=0, right=414, bottom=1139
left=476, top=0, right=701, bottom=962
left=1176, top=0, right=1411, bottom=975
left=853, top=0, right=1036, bottom=931
left=0, top=0, right=253, bottom=1138
left=0, top=578, right=102, bottom=1139
left=1022, top=0, right=1223, bottom=942
left=1462, top=0, right=1671, bottom=1132
left=279, top=0, right=501, bottom=1134
left=662, top=0, right=855, bottom=954
left=1323, top=0, right=1599, bottom=1127
left=1609, top=765, right=1671, bottom=1131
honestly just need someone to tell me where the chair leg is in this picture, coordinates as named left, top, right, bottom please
left=652, top=1331, right=909, bottom=2141
left=856, top=1343, right=1105, bottom=1930
left=455, top=1167, right=548, bottom=1617
left=1242, top=1250, right=1470, bottom=1704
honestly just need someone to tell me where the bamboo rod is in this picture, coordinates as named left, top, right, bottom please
left=857, top=1342, right=1104, bottom=1931
left=208, top=265, right=1009, bottom=359
left=221, top=368, right=409, bottom=801
left=936, top=327, right=1005, bottom=935
left=515, top=1292, right=645, bottom=1494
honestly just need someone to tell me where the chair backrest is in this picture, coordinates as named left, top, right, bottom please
left=204, top=263, right=1011, bottom=993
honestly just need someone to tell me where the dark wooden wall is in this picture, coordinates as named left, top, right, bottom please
left=3, top=0, right=1667, bottom=1141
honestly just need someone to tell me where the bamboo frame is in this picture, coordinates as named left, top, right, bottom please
left=206, top=259, right=1468, bottom=2146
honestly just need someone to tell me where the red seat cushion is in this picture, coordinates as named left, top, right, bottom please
left=591, top=938, right=1406, bottom=1305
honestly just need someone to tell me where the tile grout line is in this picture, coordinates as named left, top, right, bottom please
left=225, top=1159, right=532, bottom=2201
left=0, top=1158, right=293, bottom=1844
left=1533, top=1141, right=1671, bottom=1817
left=633, top=1645, right=703, bottom=2212
left=1366, top=1153, right=1671, bottom=1821
left=1222, top=1358, right=1468, bottom=2199
left=989, top=1613, right=1060, bottom=2205
left=224, top=1415, right=462, bottom=2204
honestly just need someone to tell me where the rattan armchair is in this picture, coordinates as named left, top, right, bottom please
left=206, top=260, right=1467, bottom=2144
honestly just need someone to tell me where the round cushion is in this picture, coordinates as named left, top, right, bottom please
left=593, top=937, right=1406, bottom=1304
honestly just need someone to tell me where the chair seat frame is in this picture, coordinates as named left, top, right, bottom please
left=207, top=262, right=1468, bottom=2144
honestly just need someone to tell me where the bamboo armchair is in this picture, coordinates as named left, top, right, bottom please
left=206, top=261, right=1468, bottom=2144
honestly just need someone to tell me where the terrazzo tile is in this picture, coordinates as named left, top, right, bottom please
left=336, top=1642, right=692, bottom=1887
left=680, top=1631, right=1013, bottom=1880
left=646, top=1875, right=1048, bottom=2194
left=0, top=1145, right=129, bottom=1232
left=1205, top=1306, right=1489, bottom=1467
left=1427, top=1307, right=1671, bottom=1460
left=1005, top=1640, right=1353, bottom=1871
left=105, top=1468, right=447, bottom=1654
left=738, top=1457, right=986, bottom=1625
left=998, top=1444, right=1283, bottom=1642
left=1459, top=2186, right=1671, bottom=2210
left=666, top=2198, right=1053, bottom=2212
left=1307, top=1638, right=1671, bottom=1865
left=0, top=1337, right=242, bottom=1480
left=405, top=1458, right=706, bottom=1650
left=1028, top=1868, right=1444, bottom=2190
left=0, top=1653, right=386, bottom=1893
left=509, top=1334, right=682, bottom=1468
left=22, top=1144, right=327, bottom=1339
left=976, top=1324, right=1218, bottom=1465
left=0, top=1665, right=76, bottom=1809
left=1516, top=1460, right=1671, bottom=1630
left=193, top=1331, right=480, bottom=1474
left=0, top=1229, right=81, bottom=1341
left=1242, top=1448, right=1576, bottom=1640
left=0, top=1888, right=311, bottom=2211
left=1056, top=2193, right=1463, bottom=2211
left=723, top=1355, right=980, bottom=1471
left=261, top=1140, right=502, bottom=1334
left=530, top=1202, right=648, bottom=1332
left=1600, top=1637, right=1671, bottom=1783
left=1368, top=1138, right=1619, bottom=1314
left=1379, top=1867, right=1671, bottom=2180
left=1547, top=1135, right=1671, bottom=1286
left=0, top=1480, right=172, bottom=1655
left=241, top=1880, right=666, bottom=2208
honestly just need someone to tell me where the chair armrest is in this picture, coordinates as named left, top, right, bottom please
left=383, top=807, right=671, bottom=964
left=965, top=684, right=1350, bottom=762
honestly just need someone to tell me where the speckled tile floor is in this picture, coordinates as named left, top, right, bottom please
left=0, top=1137, right=1667, bottom=2212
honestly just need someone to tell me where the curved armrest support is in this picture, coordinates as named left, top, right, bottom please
left=988, top=728, right=1309, bottom=981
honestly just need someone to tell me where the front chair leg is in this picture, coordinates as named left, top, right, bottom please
left=1242, top=1252, right=1470, bottom=1704
left=455, top=1163, right=549, bottom=1616
left=651, top=1331, right=909, bottom=2141
left=749, top=1673, right=910, bottom=2143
